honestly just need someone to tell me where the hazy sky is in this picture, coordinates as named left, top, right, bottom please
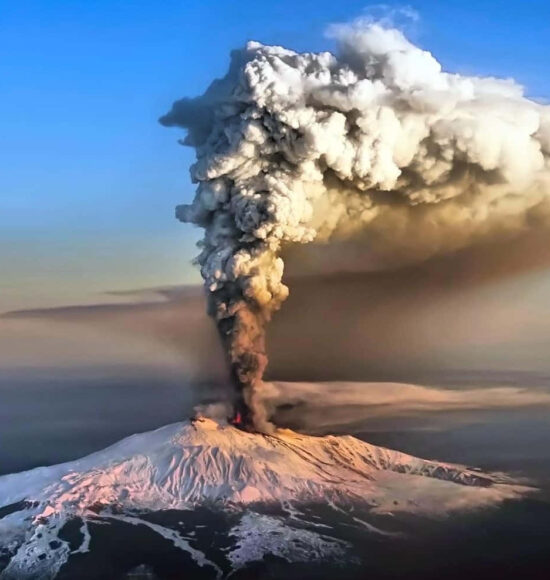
left=2, top=0, right=550, bottom=311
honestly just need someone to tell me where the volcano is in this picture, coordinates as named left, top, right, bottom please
left=0, top=418, right=532, bottom=579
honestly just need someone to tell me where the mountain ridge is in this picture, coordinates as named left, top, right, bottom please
left=0, top=417, right=533, bottom=579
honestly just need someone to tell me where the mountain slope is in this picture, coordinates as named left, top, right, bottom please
left=0, top=418, right=532, bottom=579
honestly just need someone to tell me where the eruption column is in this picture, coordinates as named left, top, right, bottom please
left=162, top=21, right=550, bottom=431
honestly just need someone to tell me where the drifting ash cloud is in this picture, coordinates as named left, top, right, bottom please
left=6, top=230, right=550, bottom=385
left=262, top=381, right=550, bottom=434
left=161, top=18, right=550, bottom=430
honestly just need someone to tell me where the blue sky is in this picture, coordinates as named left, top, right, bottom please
left=1, top=0, right=550, bottom=310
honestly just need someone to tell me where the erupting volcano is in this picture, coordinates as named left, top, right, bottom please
left=3, top=7, right=550, bottom=580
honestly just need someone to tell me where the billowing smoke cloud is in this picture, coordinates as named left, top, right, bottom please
left=161, top=21, right=550, bottom=430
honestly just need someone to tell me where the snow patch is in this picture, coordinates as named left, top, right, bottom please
left=228, top=512, right=350, bottom=569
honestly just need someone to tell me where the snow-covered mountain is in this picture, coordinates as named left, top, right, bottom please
left=0, top=418, right=532, bottom=579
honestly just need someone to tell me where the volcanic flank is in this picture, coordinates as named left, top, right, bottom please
left=0, top=418, right=532, bottom=578
left=161, top=21, right=550, bottom=430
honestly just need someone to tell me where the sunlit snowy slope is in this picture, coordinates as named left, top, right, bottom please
left=0, top=418, right=531, bottom=579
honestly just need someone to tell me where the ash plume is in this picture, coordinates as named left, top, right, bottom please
left=161, top=20, right=550, bottom=431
